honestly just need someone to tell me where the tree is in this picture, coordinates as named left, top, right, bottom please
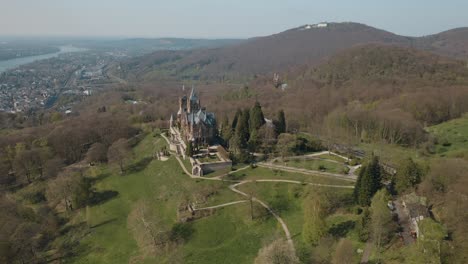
left=86, top=142, right=108, bottom=164
left=219, top=115, right=232, bottom=145
left=249, top=101, right=266, bottom=133
left=248, top=128, right=260, bottom=152
left=276, top=133, right=296, bottom=158
left=303, top=194, right=327, bottom=245
left=107, top=138, right=132, bottom=174
left=254, top=239, right=298, bottom=264
left=354, top=155, right=382, bottom=206
left=46, top=172, right=91, bottom=211
left=395, top=158, right=423, bottom=193
left=356, top=207, right=371, bottom=241
left=231, top=109, right=242, bottom=131
left=275, top=110, right=286, bottom=135
left=235, top=109, right=250, bottom=149
left=13, top=148, right=41, bottom=183
left=370, top=189, right=396, bottom=259
left=42, top=157, right=64, bottom=179
left=416, top=218, right=447, bottom=263
left=332, top=238, right=354, bottom=264
left=257, top=125, right=277, bottom=154
left=186, top=141, right=194, bottom=157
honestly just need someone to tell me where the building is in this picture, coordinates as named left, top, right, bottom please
left=171, top=87, right=217, bottom=146
left=168, top=87, right=231, bottom=177
left=402, top=193, right=430, bottom=238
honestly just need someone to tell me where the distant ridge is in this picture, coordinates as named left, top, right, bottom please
left=115, top=22, right=468, bottom=81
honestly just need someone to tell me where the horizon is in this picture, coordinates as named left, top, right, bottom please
left=0, top=21, right=466, bottom=41
left=2, top=1, right=468, bottom=39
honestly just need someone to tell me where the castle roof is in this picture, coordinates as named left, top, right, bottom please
left=187, top=109, right=216, bottom=127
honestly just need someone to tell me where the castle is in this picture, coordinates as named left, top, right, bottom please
left=170, top=87, right=217, bottom=146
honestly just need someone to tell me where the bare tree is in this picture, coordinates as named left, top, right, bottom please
left=254, top=239, right=299, bottom=264
left=107, top=138, right=132, bottom=174
left=86, top=142, right=108, bottom=164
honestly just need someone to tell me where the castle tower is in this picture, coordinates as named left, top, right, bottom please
left=187, top=86, right=200, bottom=113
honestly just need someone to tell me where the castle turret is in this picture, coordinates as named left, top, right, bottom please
left=187, top=86, right=200, bottom=113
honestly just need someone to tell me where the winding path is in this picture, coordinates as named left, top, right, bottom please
left=193, top=200, right=248, bottom=211
left=160, top=133, right=354, bottom=255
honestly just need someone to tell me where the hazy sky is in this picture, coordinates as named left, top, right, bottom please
left=1, top=0, right=468, bottom=38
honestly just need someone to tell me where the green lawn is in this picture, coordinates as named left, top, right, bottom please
left=427, top=114, right=468, bottom=159
left=198, top=154, right=221, bottom=163
left=280, top=158, right=348, bottom=174
left=226, top=167, right=355, bottom=186
left=65, top=135, right=280, bottom=263
left=315, top=153, right=348, bottom=163
left=237, top=181, right=361, bottom=262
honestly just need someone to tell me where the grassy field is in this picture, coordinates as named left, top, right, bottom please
left=279, top=158, right=348, bottom=174
left=427, top=114, right=468, bottom=159
left=65, top=135, right=280, bottom=263
left=226, top=167, right=355, bottom=186
left=315, top=153, right=348, bottom=163
left=238, top=181, right=362, bottom=262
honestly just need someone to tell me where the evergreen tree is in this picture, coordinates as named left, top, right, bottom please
left=303, top=195, right=327, bottom=245
left=220, top=115, right=232, bottom=145
left=356, top=207, right=371, bottom=241
left=275, top=110, right=286, bottom=135
left=186, top=141, right=194, bottom=157
left=354, top=156, right=382, bottom=206
left=370, top=189, right=396, bottom=260
left=249, top=101, right=266, bottom=133
left=231, top=109, right=242, bottom=131
left=248, top=128, right=259, bottom=152
left=395, top=158, right=423, bottom=193
left=235, top=109, right=250, bottom=148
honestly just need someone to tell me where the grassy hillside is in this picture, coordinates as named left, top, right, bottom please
left=64, top=135, right=281, bottom=263
left=426, top=113, right=468, bottom=159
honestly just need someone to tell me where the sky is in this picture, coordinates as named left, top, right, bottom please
left=1, top=0, right=468, bottom=38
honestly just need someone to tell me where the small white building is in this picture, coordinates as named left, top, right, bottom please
left=315, top=23, right=328, bottom=28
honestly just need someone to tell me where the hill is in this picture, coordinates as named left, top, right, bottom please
left=415, top=27, right=468, bottom=58
left=291, top=44, right=468, bottom=86
left=114, top=22, right=468, bottom=81
left=114, top=22, right=412, bottom=81
left=75, top=38, right=244, bottom=57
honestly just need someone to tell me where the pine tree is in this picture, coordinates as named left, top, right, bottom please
left=220, top=115, right=232, bottom=145
left=275, top=110, right=286, bottom=135
left=235, top=109, right=250, bottom=149
left=303, top=195, right=327, bottom=245
left=186, top=141, right=194, bottom=157
left=249, top=101, right=266, bottom=133
left=395, top=158, right=422, bottom=193
left=231, top=109, right=242, bottom=131
left=354, top=156, right=382, bottom=206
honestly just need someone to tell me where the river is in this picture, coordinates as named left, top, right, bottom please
left=0, top=46, right=87, bottom=73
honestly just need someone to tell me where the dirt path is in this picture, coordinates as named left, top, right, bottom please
left=394, top=199, right=414, bottom=245
left=360, top=241, right=373, bottom=263
left=229, top=181, right=296, bottom=253
left=193, top=200, right=248, bottom=211
left=160, top=133, right=355, bottom=256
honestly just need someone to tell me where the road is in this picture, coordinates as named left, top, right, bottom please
left=394, top=199, right=415, bottom=245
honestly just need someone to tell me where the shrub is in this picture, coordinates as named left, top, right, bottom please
left=170, top=222, right=194, bottom=243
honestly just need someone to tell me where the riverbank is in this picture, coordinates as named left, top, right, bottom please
left=0, top=46, right=87, bottom=73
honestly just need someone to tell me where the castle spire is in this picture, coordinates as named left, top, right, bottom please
left=190, top=85, right=196, bottom=100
